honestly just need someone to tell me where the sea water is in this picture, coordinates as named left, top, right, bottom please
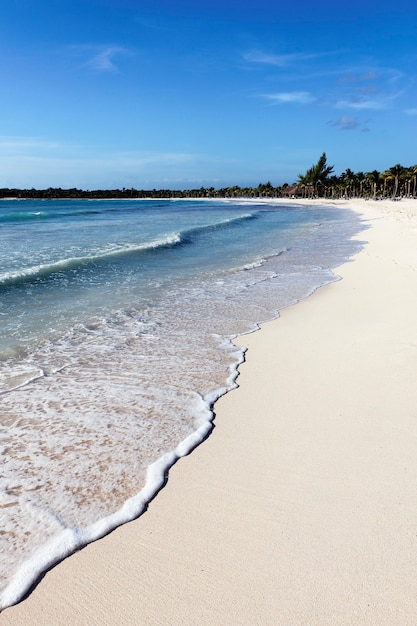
left=0, top=198, right=364, bottom=609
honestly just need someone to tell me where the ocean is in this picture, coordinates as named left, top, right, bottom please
left=0, top=198, right=364, bottom=609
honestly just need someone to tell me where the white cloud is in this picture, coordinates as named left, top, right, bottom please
left=68, top=45, right=131, bottom=72
left=0, top=137, right=62, bottom=154
left=335, top=98, right=385, bottom=110
left=112, top=151, right=195, bottom=167
left=263, top=92, right=315, bottom=104
left=86, top=47, right=127, bottom=72
left=335, top=66, right=407, bottom=112
left=329, top=116, right=360, bottom=130
left=405, top=108, right=417, bottom=115
left=244, top=50, right=327, bottom=67
left=338, top=70, right=381, bottom=84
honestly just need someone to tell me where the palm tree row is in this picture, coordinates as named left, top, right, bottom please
left=1, top=155, right=416, bottom=200
left=296, top=154, right=417, bottom=200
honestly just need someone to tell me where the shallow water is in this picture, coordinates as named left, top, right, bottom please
left=0, top=198, right=364, bottom=608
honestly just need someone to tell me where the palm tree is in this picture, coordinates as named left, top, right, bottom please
left=388, top=164, right=405, bottom=198
left=342, top=168, right=357, bottom=198
left=365, top=170, right=380, bottom=200
left=380, top=169, right=393, bottom=197
left=298, top=152, right=334, bottom=197
left=356, top=171, right=365, bottom=197
left=410, top=165, right=417, bottom=198
left=326, top=175, right=340, bottom=199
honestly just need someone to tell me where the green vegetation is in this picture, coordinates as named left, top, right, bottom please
left=1, top=157, right=417, bottom=200
left=297, top=152, right=334, bottom=196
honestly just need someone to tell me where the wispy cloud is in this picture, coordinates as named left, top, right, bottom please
left=328, top=115, right=370, bottom=132
left=0, top=137, right=196, bottom=168
left=244, top=50, right=329, bottom=67
left=114, top=151, right=195, bottom=167
left=134, top=15, right=171, bottom=32
left=405, top=108, right=417, bottom=115
left=335, top=66, right=407, bottom=111
left=329, top=116, right=360, bottom=130
left=68, top=45, right=132, bottom=72
left=335, top=98, right=386, bottom=110
left=85, top=47, right=129, bottom=72
left=248, top=50, right=409, bottom=116
left=0, top=136, right=61, bottom=153
left=263, top=91, right=315, bottom=104
left=338, top=70, right=381, bottom=84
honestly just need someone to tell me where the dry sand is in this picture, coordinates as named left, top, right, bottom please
left=2, top=198, right=417, bottom=625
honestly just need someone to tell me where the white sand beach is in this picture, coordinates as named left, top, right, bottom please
left=2, top=198, right=417, bottom=625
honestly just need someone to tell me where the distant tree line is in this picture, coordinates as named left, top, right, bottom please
left=0, top=185, right=278, bottom=200
left=1, top=155, right=416, bottom=200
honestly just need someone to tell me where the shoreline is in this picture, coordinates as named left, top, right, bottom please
left=2, top=198, right=417, bottom=624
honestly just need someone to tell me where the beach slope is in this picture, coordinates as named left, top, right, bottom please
left=2, top=199, right=417, bottom=625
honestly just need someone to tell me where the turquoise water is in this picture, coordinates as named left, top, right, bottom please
left=0, top=198, right=363, bottom=608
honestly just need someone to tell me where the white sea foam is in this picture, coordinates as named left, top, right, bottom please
left=0, top=365, right=45, bottom=395
left=0, top=233, right=182, bottom=286
left=0, top=327, right=244, bottom=610
left=0, top=388, right=224, bottom=610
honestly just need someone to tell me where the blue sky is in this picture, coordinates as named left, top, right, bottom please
left=1, top=0, right=417, bottom=189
